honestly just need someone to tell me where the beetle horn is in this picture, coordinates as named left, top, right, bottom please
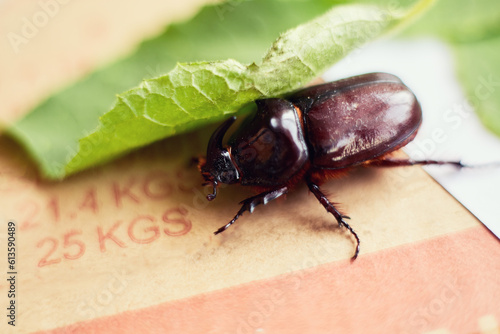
left=207, top=116, right=236, bottom=153
left=203, top=116, right=237, bottom=201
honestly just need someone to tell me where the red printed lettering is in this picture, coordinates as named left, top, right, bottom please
left=79, top=188, right=99, bottom=214
left=143, top=171, right=172, bottom=199
left=63, top=230, right=86, bottom=260
left=176, top=169, right=200, bottom=193
left=17, top=200, right=40, bottom=230
left=47, top=196, right=60, bottom=223
left=163, top=207, right=192, bottom=236
left=37, top=237, right=61, bottom=267
left=128, top=215, right=160, bottom=244
left=97, top=221, right=127, bottom=252
left=113, top=179, right=140, bottom=208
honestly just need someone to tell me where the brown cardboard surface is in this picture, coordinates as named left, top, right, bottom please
left=0, top=1, right=495, bottom=333
left=0, top=131, right=484, bottom=333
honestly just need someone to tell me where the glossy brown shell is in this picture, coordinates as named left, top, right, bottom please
left=290, top=73, right=422, bottom=169
left=228, top=98, right=309, bottom=186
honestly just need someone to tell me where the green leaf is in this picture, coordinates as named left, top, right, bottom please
left=454, top=36, right=500, bottom=135
left=9, top=0, right=335, bottom=178
left=401, top=0, right=500, bottom=43
left=399, top=0, right=500, bottom=137
left=9, top=0, right=428, bottom=179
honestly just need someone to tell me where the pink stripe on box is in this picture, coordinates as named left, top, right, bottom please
left=38, top=226, right=500, bottom=334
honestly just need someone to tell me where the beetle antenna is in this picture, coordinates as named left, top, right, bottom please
left=207, top=180, right=218, bottom=201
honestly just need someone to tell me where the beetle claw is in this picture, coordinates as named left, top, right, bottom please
left=214, top=222, right=233, bottom=235
left=339, top=218, right=360, bottom=260
left=307, top=179, right=360, bottom=260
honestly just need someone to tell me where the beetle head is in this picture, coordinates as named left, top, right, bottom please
left=199, top=116, right=240, bottom=201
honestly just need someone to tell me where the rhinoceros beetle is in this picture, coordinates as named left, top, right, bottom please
left=198, top=73, right=463, bottom=259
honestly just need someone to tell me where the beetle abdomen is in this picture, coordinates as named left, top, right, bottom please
left=228, top=98, right=309, bottom=186
left=302, top=74, right=422, bottom=169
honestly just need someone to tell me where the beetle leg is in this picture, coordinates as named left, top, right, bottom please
left=306, top=179, right=360, bottom=260
left=214, top=186, right=288, bottom=235
left=366, top=158, right=466, bottom=168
